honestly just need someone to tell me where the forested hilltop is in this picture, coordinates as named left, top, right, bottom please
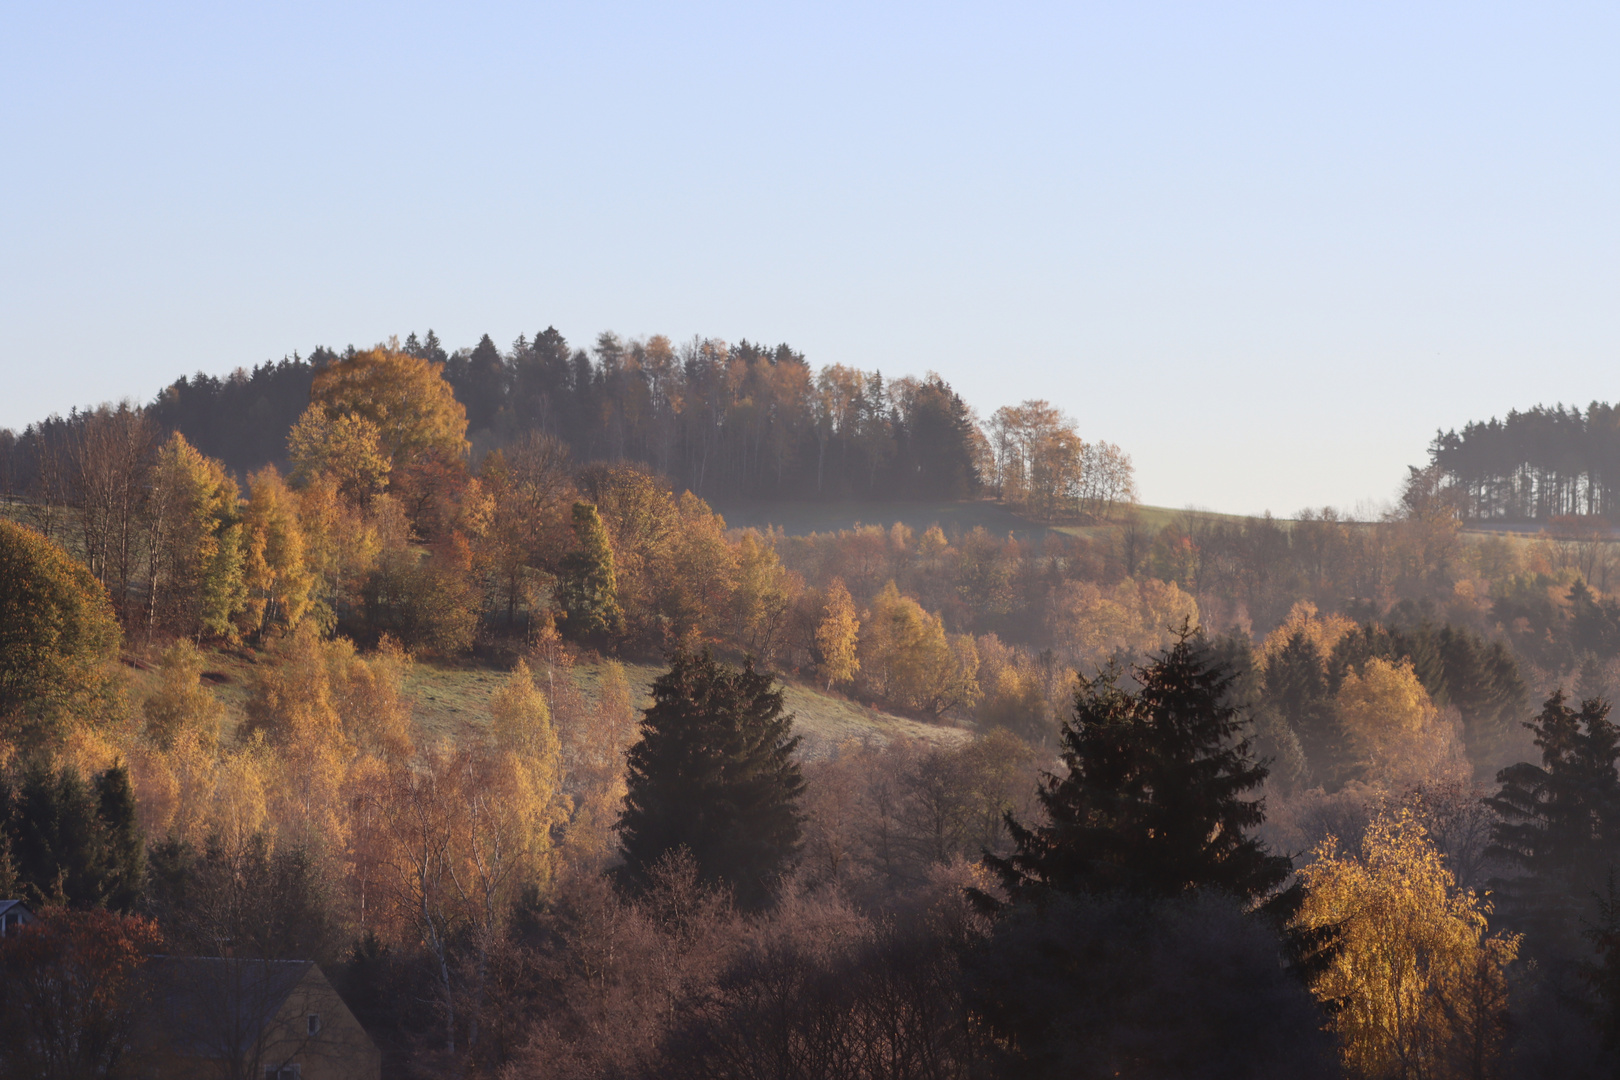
left=7, top=340, right=1620, bottom=1077
left=0, top=328, right=1132, bottom=515
left=1432, top=401, right=1620, bottom=520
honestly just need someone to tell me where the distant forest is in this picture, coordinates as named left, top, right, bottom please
left=1431, top=403, right=1620, bottom=520
left=0, top=329, right=983, bottom=504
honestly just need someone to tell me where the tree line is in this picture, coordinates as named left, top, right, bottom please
left=2, top=328, right=1115, bottom=509
left=1430, top=402, right=1620, bottom=520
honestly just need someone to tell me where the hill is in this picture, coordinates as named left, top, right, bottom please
left=128, top=644, right=964, bottom=763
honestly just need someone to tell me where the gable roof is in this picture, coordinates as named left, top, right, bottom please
left=142, top=956, right=318, bottom=1059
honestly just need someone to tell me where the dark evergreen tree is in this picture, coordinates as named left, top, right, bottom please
left=985, top=630, right=1293, bottom=913
left=972, top=633, right=1331, bottom=1079
left=617, top=650, right=803, bottom=909
left=1488, top=691, right=1620, bottom=958
left=93, top=762, right=143, bottom=912
left=1265, top=631, right=1347, bottom=789
left=1436, top=625, right=1528, bottom=775
left=0, top=761, right=142, bottom=910
left=445, top=333, right=509, bottom=433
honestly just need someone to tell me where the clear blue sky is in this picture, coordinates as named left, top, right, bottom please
left=3, top=2, right=1616, bottom=515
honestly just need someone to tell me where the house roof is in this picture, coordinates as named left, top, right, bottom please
left=142, top=956, right=319, bottom=1059
left=0, top=900, right=32, bottom=919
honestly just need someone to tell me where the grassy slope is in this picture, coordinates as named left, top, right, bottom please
left=405, top=658, right=966, bottom=760
left=130, top=645, right=964, bottom=762
left=709, top=496, right=1267, bottom=542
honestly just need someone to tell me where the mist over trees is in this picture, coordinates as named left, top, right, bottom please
left=11, top=330, right=1620, bottom=1077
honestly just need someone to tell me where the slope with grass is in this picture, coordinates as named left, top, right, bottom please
left=406, top=657, right=967, bottom=759
left=123, top=643, right=965, bottom=762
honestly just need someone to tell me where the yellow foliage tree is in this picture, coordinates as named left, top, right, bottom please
left=295, top=475, right=395, bottom=633
left=1259, top=600, right=1357, bottom=672
left=1045, top=577, right=1199, bottom=671
left=661, top=492, right=737, bottom=644
left=1295, top=808, right=1520, bottom=1080
left=287, top=405, right=392, bottom=504
left=1337, top=658, right=1467, bottom=788
left=141, top=641, right=223, bottom=752
left=242, top=624, right=353, bottom=850
left=730, top=530, right=799, bottom=662
left=560, top=660, right=639, bottom=868
left=143, top=432, right=243, bottom=639
left=0, top=519, right=122, bottom=747
left=309, top=346, right=469, bottom=468
left=815, top=578, right=861, bottom=690
left=859, top=582, right=980, bottom=718
left=239, top=468, right=313, bottom=639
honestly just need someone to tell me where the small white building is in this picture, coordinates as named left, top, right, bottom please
left=0, top=900, right=35, bottom=936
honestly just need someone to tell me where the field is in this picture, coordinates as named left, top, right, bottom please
left=707, top=498, right=1058, bottom=539
left=128, top=644, right=966, bottom=762
left=707, top=496, right=1270, bottom=543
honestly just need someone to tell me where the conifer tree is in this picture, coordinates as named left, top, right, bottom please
left=985, top=628, right=1292, bottom=912
left=1266, top=630, right=1347, bottom=789
left=557, top=502, right=624, bottom=641
left=1488, top=691, right=1620, bottom=956
left=617, top=650, right=803, bottom=909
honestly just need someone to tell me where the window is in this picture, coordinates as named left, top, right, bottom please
left=264, top=1067, right=300, bottom=1080
left=306, top=1013, right=321, bottom=1037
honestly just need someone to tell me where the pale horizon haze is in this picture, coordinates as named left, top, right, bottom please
left=3, top=2, right=1616, bottom=516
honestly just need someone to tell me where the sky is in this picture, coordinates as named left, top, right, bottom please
left=3, top=2, right=1617, bottom=516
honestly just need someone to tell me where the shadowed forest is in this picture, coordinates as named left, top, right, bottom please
left=3, top=333, right=1620, bottom=1078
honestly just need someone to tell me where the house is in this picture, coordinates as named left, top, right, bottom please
left=0, top=900, right=35, bottom=936
left=124, top=957, right=380, bottom=1080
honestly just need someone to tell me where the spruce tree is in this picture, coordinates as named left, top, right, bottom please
left=556, top=502, right=623, bottom=640
left=1266, top=631, right=1347, bottom=789
left=1488, top=691, right=1620, bottom=957
left=971, top=632, right=1329, bottom=1079
left=0, top=761, right=142, bottom=910
left=986, top=629, right=1292, bottom=912
left=617, top=650, right=803, bottom=909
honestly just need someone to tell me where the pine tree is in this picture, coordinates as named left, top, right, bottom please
left=1488, top=691, right=1620, bottom=957
left=0, top=761, right=142, bottom=910
left=617, top=650, right=803, bottom=909
left=985, top=629, right=1292, bottom=912
left=557, top=502, right=624, bottom=641
left=94, top=762, right=144, bottom=912
left=1266, top=630, right=1347, bottom=789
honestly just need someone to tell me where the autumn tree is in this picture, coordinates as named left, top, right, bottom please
left=142, top=432, right=243, bottom=639
left=237, top=467, right=312, bottom=640
left=308, top=346, right=469, bottom=469
left=557, top=502, right=624, bottom=642
left=0, top=520, right=121, bottom=745
left=65, top=402, right=155, bottom=617
left=1295, top=808, right=1521, bottom=1080
left=728, top=530, right=798, bottom=662
left=0, top=908, right=164, bottom=1080
left=478, top=433, right=574, bottom=627
left=814, top=578, right=860, bottom=689
left=618, top=651, right=803, bottom=909
left=140, top=641, right=223, bottom=752
left=858, top=581, right=980, bottom=718
left=1337, top=657, right=1467, bottom=789
left=287, top=406, right=391, bottom=504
